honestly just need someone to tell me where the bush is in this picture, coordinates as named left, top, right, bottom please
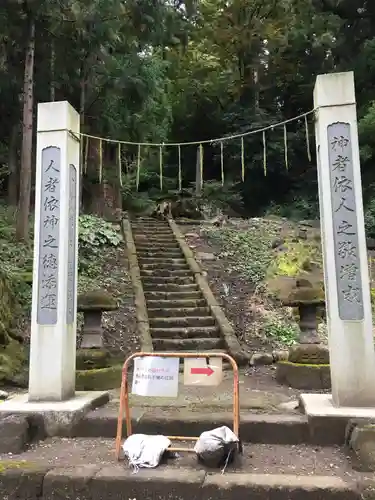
left=263, top=318, right=298, bottom=346
left=365, top=197, right=375, bottom=238
left=79, top=215, right=122, bottom=252
left=266, top=197, right=319, bottom=221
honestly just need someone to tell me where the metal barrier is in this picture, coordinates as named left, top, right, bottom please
left=115, top=352, right=240, bottom=460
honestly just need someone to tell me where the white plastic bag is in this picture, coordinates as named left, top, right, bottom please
left=122, top=434, right=171, bottom=471
left=194, top=426, right=239, bottom=468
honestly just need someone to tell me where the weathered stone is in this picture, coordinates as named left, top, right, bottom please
left=347, top=419, right=375, bottom=472
left=272, top=350, right=289, bottom=362
left=196, top=252, right=216, bottom=261
left=43, top=464, right=101, bottom=500
left=0, top=464, right=49, bottom=500
left=0, top=414, right=29, bottom=453
left=76, top=349, right=110, bottom=370
left=75, top=365, right=123, bottom=391
left=289, top=344, right=329, bottom=365
left=276, top=361, right=331, bottom=390
left=78, top=290, right=119, bottom=349
left=250, top=352, right=274, bottom=366
left=0, top=389, right=9, bottom=400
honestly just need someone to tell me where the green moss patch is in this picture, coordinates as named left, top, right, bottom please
left=276, top=360, right=331, bottom=390
left=76, top=349, right=110, bottom=370
left=76, top=364, right=122, bottom=391
left=0, top=461, right=37, bottom=473
left=77, top=290, right=118, bottom=311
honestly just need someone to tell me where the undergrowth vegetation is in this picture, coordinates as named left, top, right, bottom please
left=0, top=205, right=123, bottom=314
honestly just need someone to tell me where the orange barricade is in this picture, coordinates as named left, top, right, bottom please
left=115, top=352, right=240, bottom=460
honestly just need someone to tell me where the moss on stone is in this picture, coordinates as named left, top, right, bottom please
left=75, top=364, right=122, bottom=391
left=277, top=360, right=330, bottom=368
left=77, top=290, right=118, bottom=312
left=0, top=340, right=27, bottom=384
left=76, top=348, right=110, bottom=370
left=289, top=343, right=329, bottom=364
left=0, top=461, right=37, bottom=473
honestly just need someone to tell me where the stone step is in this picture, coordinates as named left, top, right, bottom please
left=137, top=250, right=183, bottom=258
left=152, top=337, right=224, bottom=350
left=140, top=262, right=189, bottom=271
left=147, top=307, right=211, bottom=318
left=138, top=257, right=186, bottom=265
left=143, top=283, right=199, bottom=292
left=134, top=235, right=176, bottom=243
left=141, top=269, right=192, bottom=277
left=149, top=325, right=219, bottom=339
left=131, top=224, right=171, bottom=230
left=135, top=242, right=181, bottom=250
left=74, top=410, right=311, bottom=445
left=142, top=275, right=195, bottom=285
left=145, top=291, right=203, bottom=300
left=131, top=226, right=172, bottom=232
left=146, top=299, right=207, bottom=308
left=149, top=316, right=216, bottom=328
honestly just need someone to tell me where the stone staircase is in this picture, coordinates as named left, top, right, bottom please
left=130, top=216, right=226, bottom=354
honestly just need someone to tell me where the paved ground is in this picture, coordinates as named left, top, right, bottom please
left=107, top=367, right=303, bottom=414
left=0, top=436, right=368, bottom=483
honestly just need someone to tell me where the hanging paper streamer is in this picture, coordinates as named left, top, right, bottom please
left=220, top=142, right=224, bottom=186
left=84, top=135, right=89, bottom=174
left=305, top=114, right=312, bottom=162
left=241, top=137, right=245, bottom=182
left=136, top=144, right=141, bottom=191
left=98, top=139, right=103, bottom=183
left=178, top=145, right=182, bottom=192
left=284, top=124, right=289, bottom=171
left=262, top=131, right=267, bottom=176
left=159, top=145, right=163, bottom=190
left=118, top=143, right=123, bottom=187
left=199, top=143, right=203, bottom=188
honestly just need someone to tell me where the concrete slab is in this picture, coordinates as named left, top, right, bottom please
left=0, top=391, right=109, bottom=436
left=300, top=393, right=375, bottom=445
left=300, top=393, right=375, bottom=419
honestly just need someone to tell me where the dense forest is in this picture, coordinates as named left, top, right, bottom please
left=2, top=0, right=375, bottom=239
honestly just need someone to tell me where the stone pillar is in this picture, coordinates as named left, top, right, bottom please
left=314, top=72, right=375, bottom=407
left=29, top=101, right=80, bottom=402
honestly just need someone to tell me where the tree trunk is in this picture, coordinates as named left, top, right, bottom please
left=7, top=123, right=19, bottom=205
left=79, top=76, right=85, bottom=209
left=16, top=18, right=35, bottom=242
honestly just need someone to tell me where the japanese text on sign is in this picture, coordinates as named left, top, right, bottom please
left=37, top=147, right=61, bottom=325
left=131, top=357, right=179, bottom=397
left=327, top=122, right=364, bottom=321
left=66, top=164, right=77, bottom=324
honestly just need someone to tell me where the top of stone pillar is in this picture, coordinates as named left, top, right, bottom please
left=37, top=101, right=80, bottom=134
left=314, top=71, right=356, bottom=108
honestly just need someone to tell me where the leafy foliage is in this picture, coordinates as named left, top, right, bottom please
left=206, top=220, right=278, bottom=286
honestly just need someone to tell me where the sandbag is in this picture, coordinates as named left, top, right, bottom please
left=194, top=426, right=239, bottom=468
left=122, top=434, right=171, bottom=471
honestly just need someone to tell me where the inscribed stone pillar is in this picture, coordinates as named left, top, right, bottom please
left=29, top=101, right=80, bottom=402
left=314, top=72, right=375, bottom=407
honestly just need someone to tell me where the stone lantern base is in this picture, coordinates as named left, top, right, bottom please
left=276, top=343, right=331, bottom=390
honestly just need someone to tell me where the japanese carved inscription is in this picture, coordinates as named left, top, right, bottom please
left=327, top=122, right=364, bottom=321
left=37, top=146, right=61, bottom=324
left=66, top=164, right=77, bottom=324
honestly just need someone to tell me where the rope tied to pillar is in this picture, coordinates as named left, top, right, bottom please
left=199, top=143, right=204, bottom=189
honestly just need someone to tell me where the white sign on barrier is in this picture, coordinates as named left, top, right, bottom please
left=131, top=356, right=180, bottom=397
left=183, top=357, right=223, bottom=386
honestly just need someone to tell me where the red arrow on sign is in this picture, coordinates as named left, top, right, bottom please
left=190, top=367, right=214, bottom=376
